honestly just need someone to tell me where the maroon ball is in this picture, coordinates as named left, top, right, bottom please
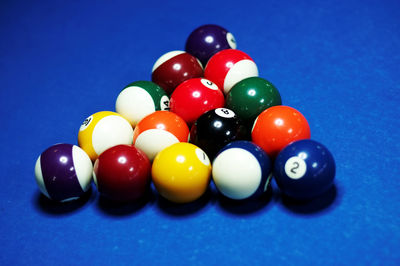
left=93, top=145, right=151, bottom=202
left=151, top=51, right=203, bottom=95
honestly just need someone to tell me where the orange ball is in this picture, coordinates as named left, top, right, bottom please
left=251, top=106, right=310, bottom=158
left=132, top=111, right=189, bottom=160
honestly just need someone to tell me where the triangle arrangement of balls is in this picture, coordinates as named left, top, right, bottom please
left=35, top=24, right=336, bottom=205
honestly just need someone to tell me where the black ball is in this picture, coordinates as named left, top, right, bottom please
left=189, top=108, right=247, bottom=160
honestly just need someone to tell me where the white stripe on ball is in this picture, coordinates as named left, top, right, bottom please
left=92, top=115, right=134, bottom=156
left=34, top=155, right=51, bottom=199
left=72, top=145, right=93, bottom=192
left=134, top=129, right=180, bottom=161
left=152, top=50, right=185, bottom=72
left=223, top=59, right=258, bottom=94
left=116, top=86, right=156, bottom=126
left=212, top=148, right=262, bottom=200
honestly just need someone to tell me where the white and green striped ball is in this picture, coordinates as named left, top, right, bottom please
left=115, top=81, right=170, bottom=127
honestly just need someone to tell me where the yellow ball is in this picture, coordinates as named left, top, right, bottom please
left=152, top=142, right=211, bottom=203
left=78, top=111, right=133, bottom=161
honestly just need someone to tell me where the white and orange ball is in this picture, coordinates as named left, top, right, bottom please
left=132, top=111, right=189, bottom=160
left=204, top=49, right=258, bottom=95
left=78, top=111, right=134, bottom=161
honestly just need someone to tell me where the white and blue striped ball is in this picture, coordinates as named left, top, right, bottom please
left=212, top=140, right=271, bottom=200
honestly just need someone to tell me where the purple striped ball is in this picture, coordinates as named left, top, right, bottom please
left=34, top=143, right=93, bottom=202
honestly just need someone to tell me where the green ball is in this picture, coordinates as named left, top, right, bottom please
left=115, top=80, right=170, bottom=127
left=226, top=77, right=282, bottom=124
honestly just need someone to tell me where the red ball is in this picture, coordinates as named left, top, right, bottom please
left=151, top=50, right=203, bottom=94
left=204, top=49, right=258, bottom=95
left=170, top=78, right=225, bottom=125
left=251, top=106, right=311, bottom=158
left=93, top=144, right=151, bottom=202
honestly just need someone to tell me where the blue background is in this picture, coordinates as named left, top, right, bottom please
left=1, top=0, right=399, bottom=265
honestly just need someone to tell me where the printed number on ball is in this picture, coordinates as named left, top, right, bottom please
left=160, top=95, right=170, bottom=110
left=80, top=115, right=93, bottom=131
left=284, top=156, right=307, bottom=179
left=226, top=32, right=237, bottom=49
left=195, top=148, right=210, bottom=166
left=201, top=79, right=219, bottom=91
left=215, top=108, right=235, bottom=118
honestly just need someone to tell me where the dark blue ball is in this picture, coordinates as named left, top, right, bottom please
left=273, top=139, right=335, bottom=199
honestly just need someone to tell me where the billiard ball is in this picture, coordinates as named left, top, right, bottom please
left=204, top=49, right=258, bottom=95
left=151, top=50, right=203, bottom=94
left=34, top=143, right=93, bottom=202
left=226, top=77, right=282, bottom=126
left=185, top=24, right=237, bottom=66
left=93, top=144, right=151, bottom=202
left=189, top=108, right=246, bottom=160
left=152, top=142, right=211, bottom=203
left=273, top=139, right=336, bottom=199
left=78, top=111, right=134, bottom=161
left=212, top=141, right=271, bottom=200
left=115, top=80, right=170, bottom=127
left=170, top=78, right=225, bottom=125
left=251, top=106, right=311, bottom=158
left=132, top=111, right=189, bottom=160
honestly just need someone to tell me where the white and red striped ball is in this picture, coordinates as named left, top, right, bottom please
left=204, top=49, right=258, bottom=95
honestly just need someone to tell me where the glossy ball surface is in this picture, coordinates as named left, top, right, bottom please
left=273, top=139, right=336, bottom=199
left=185, top=24, right=237, bottom=66
left=152, top=142, right=211, bottom=203
left=151, top=50, right=203, bottom=94
left=115, top=81, right=170, bottom=127
left=226, top=77, right=282, bottom=125
left=252, top=106, right=311, bottom=158
left=34, top=143, right=93, bottom=202
left=93, top=145, right=151, bottom=202
left=190, top=108, right=246, bottom=160
left=132, top=111, right=189, bottom=160
left=204, top=49, right=258, bottom=94
left=212, top=141, right=271, bottom=200
left=170, top=78, right=225, bottom=125
left=78, top=111, right=134, bottom=161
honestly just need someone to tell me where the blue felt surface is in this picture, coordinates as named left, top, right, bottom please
left=0, top=0, right=399, bottom=265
